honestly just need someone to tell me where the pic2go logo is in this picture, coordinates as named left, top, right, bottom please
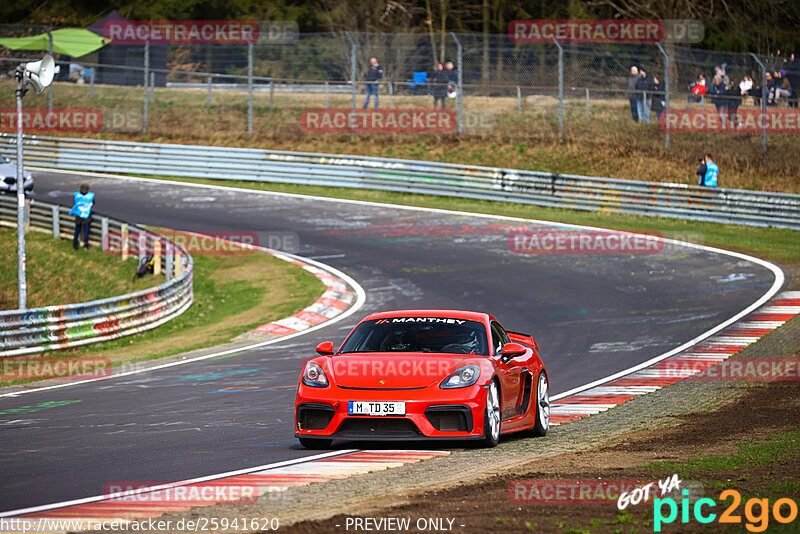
left=654, top=489, right=797, bottom=532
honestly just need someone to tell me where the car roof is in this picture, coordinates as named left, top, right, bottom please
left=362, top=309, right=494, bottom=323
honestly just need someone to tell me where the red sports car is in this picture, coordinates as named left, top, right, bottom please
left=294, top=309, right=549, bottom=448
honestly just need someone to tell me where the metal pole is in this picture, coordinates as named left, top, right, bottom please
left=269, top=80, right=274, bottom=109
left=656, top=43, right=670, bottom=150
left=143, top=41, right=149, bottom=134
left=324, top=81, right=329, bottom=108
left=206, top=75, right=212, bottom=106
left=345, top=32, right=356, bottom=111
left=750, top=53, right=768, bottom=159
left=585, top=88, right=589, bottom=118
left=451, top=32, right=463, bottom=137
left=554, top=38, right=564, bottom=139
left=389, top=81, right=393, bottom=108
left=89, top=67, right=95, bottom=97
left=247, top=42, right=254, bottom=137
left=517, top=86, right=522, bottom=115
left=149, top=71, right=155, bottom=101
left=45, top=26, right=53, bottom=112
left=15, top=84, right=27, bottom=309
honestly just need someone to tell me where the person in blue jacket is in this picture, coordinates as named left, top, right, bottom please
left=69, top=183, right=95, bottom=249
left=701, top=154, right=718, bottom=187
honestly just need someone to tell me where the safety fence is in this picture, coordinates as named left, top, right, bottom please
left=1, top=27, right=796, bottom=154
left=0, top=193, right=193, bottom=357
left=2, top=135, right=798, bottom=230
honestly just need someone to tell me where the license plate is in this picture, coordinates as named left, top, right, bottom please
left=348, top=401, right=406, bottom=416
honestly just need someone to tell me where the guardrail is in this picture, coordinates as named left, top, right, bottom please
left=0, top=194, right=193, bottom=357
left=2, top=135, right=799, bottom=230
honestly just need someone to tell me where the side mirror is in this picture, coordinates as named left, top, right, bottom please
left=3, top=177, right=14, bottom=185
left=500, top=342, right=526, bottom=361
left=315, top=341, right=335, bottom=355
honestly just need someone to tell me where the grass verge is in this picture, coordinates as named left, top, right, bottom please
left=0, top=227, right=325, bottom=387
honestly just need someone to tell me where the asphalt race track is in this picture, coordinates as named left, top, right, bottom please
left=0, top=170, right=781, bottom=512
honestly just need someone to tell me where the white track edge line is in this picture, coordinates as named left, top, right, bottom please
left=0, top=449, right=357, bottom=518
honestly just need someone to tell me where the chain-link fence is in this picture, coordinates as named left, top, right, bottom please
left=1, top=25, right=797, bottom=157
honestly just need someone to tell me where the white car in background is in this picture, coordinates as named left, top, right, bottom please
left=1, top=155, right=34, bottom=194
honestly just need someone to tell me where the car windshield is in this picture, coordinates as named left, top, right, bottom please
left=339, top=317, right=489, bottom=355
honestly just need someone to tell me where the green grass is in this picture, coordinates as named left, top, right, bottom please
left=117, top=174, right=800, bottom=264
left=643, top=429, right=800, bottom=474
left=0, top=228, right=325, bottom=386
left=0, top=226, right=152, bottom=309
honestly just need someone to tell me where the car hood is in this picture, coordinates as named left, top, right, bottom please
left=328, top=352, right=471, bottom=389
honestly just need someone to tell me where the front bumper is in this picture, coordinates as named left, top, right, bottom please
left=295, top=384, right=487, bottom=441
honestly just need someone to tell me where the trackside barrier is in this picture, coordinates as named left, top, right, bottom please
left=1, top=135, right=799, bottom=230
left=0, top=195, right=193, bottom=357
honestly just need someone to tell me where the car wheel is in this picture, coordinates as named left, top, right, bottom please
left=531, top=370, right=550, bottom=437
left=298, top=437, right=333, bottom=449
left=481, top=380, right=501, bottom=447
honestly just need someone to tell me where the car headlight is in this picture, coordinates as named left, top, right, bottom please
left=302, top=362, right=329, bottom=387
left=440, top=364, right=480, bottom=389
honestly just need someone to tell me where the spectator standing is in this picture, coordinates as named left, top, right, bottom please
left=702, top=153, right=718, bottom=187
left=650, top=75, right=665, bottom=120
left=765, top=72, right=776, bottom=104
left=636, top=68, right=652, bottom=123
left=363, top=57, right=383, bottom=109
left=70, top=183, right=95, bottom=250
left=739, top=75, right=753, bottom=95
left=726, top=79, right=742, bottom=127
left=785, top=54, right=800, bottom=107
left=627, top=66, right=640, bottom=122
left=432, top=63, right=448, bottom=109
left=696, top=158, right=707, bottom=186
left=708, top=75, right=728, bottom=122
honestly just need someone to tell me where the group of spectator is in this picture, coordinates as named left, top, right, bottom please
left=687, top=55, right=800, bottom=115
left=432, top=61, right=458, bottom=108
left=626, top=66, right=665, bottom=123
left=362, top=58, right=458, bottom=109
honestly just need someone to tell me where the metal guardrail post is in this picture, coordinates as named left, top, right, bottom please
left=143, top=41, right=149, bottom=135
left=656, top=43, right=670, bottom=150
left=517, top=87, right=522, bottom=115
left=150, top=71, right=155, bottom=102
left=247, top=42, right=254, bottom=137
left=89, top=68, right=95, bottom=97
left=165, top=246, right=173, bottom=282
left=324, top=81, right=329, bottom=108
left=45, top=26, right=53, bottom=113
left=121, top=223, right=129, bottom=260
left=174, top=249, right=182, bottom=278
left=345, top=32, right=356, bottom=111
left=554, top=38, right=564, bottom=139
left=137, top=231, right=146, bottom=262
left=101, top=217, right=108, bottom=251
left=153, top=238, right=161, bottom=275
left=206, top=75, right=212, bottom=106
left=51, top=206, right=59, bottom=238
left=389, top=82, right=393, bottom=108
left=750, top=53, right=768, bottom=161
left=450, top=32, right=463, bottom=137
